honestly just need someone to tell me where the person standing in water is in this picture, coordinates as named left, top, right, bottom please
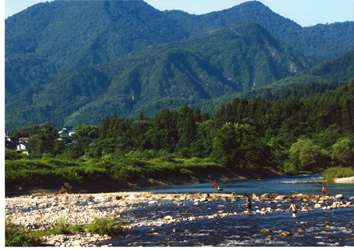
left=321, top=184, right=328, bottom=196
left=289, top=199, right=298, bottom=218
left=246, top=195, right=252, bottom=214
left=211, top=179, right=217, bottom=189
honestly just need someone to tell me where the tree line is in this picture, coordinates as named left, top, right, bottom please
left=7, top=81, right=354, bottom=175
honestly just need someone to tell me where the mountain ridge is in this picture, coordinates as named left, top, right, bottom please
left=6, top=23, right=310, bottom=128
left=5, top=0, right=354, bottom=128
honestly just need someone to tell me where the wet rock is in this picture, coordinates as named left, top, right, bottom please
left=260, top=228, right=270, bottom=235
left=279, top=231, right=291, bottom=237
left=331, top=201, right=343, bottom=209
left=335, top=194, right=343, bottom=199
left=301, top=207, right=309, bottom=212
left=163, top=215, right=173, bottom=223
left=297, top=227, right=305, bottom=235
left=274, top=195, right=287, bottom=201
left=260, top=193, right=270, bottom=199
left=314, top=203, right=322, bottom=209
left=292, top=193, right=304, bottom=198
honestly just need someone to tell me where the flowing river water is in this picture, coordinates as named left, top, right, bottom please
left=149, top=174, right=354, bottom=197
left=110, top=175, right=354, bottom=246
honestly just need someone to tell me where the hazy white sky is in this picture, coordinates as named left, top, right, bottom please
left=5, top=0, right=354, bottom=27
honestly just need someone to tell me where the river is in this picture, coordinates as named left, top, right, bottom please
left=110, top=175, right=354, bottom=246
left=149, top=174, right=354, bottom=197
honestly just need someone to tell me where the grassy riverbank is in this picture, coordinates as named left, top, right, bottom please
left=7, top=155, right=270, bottom=195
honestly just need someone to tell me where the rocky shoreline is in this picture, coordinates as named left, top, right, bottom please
left=6, top=191, right=354, bottom=247
left=334, top=176, right=354, bottom=184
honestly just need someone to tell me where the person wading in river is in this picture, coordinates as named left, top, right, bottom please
left=321, top=184, right=328, bottom=196
left=246, top=195, right=252, bottom=215
left=211, top=179, right=218, bottom=189
left=289, top=198, right=298, bottom=218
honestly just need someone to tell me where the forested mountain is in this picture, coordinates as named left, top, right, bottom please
left=245, top=49, right=354, bottom=100
left=5, top=0, right=188, bottom=98
left=6, top=24, right=310, bottom=128
left=166, top=1, right=354, bottom=62
left=6, top=0, right=187, bottom=69
left=5, top=0, right=354, bottom=128
left=196, top=49, right=354, bottom=113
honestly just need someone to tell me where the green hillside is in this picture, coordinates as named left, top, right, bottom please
left=166, top=1, right=354, bottom=62
left=6, top=24, right=310, bottom=128
left=5, top=0, right=354, bottom=129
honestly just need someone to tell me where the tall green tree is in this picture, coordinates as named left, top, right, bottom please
left=289, top=138, right=329, bottom=171
left=331, top=136, right=354, bottom=166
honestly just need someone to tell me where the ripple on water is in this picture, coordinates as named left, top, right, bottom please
left=111, top=205, right=354, bottom=246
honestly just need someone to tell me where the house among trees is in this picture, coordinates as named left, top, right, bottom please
left=58, top=128, right=75, bottom=145
left=16, top=137, right=29, bottom=155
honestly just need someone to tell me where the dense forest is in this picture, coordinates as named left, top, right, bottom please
left=6, top=80, right=354, bottom=194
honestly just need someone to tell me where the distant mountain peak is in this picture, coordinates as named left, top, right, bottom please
left=236, top=0, right=269, bottom=9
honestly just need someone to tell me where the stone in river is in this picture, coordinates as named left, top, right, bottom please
left=279, top=231, right=291, bottom=237
left=314, top=203, right=321, bottom=209
left=297, top=227, right=305, bottom=235
left=301, top=207, right=309, bottom=212
left=260, top=193, right=270, bottom=199
left=274, top=195, right=287, bottom=201
left=335, top=194, right=343, bottom=199
left=163, top=216, right=173, bottom=222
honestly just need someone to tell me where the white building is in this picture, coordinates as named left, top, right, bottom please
left=16, top=143, right=29, bottom=155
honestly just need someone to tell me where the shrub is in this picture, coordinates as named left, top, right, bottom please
left=5, top=149, right=25, bottom=160
left=322, top=167, right=354, bottom=182
left=52, top=217, right=71, bottom=234
left=5, top=219, right=41, bottom=247
left=280, top=160, right=298, bottom=174
left=85, top=217, right=127, bottom=236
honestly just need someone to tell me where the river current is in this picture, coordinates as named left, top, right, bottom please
left=110, top=175, right=354, bottom=246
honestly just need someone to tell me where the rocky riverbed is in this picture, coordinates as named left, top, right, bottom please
left=5, top=192, right=354, bottom=246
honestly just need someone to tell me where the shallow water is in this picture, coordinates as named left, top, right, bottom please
left=110, top=175, right=354, bottom=246
left=149, top=174, right=354, bottom=197
left=114, top=201, right=354, bottom=246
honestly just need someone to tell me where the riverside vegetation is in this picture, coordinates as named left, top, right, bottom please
left=6, top=80, right=354, bottom=194
left=6, top=216, right=127, bottom=247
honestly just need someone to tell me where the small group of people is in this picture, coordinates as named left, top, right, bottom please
left=210, top=179, right=330, bottom=219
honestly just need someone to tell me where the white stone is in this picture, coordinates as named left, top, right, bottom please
left=335, top=194, right=343, bottom=199
left=314, top=203, right=321, bottom=209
